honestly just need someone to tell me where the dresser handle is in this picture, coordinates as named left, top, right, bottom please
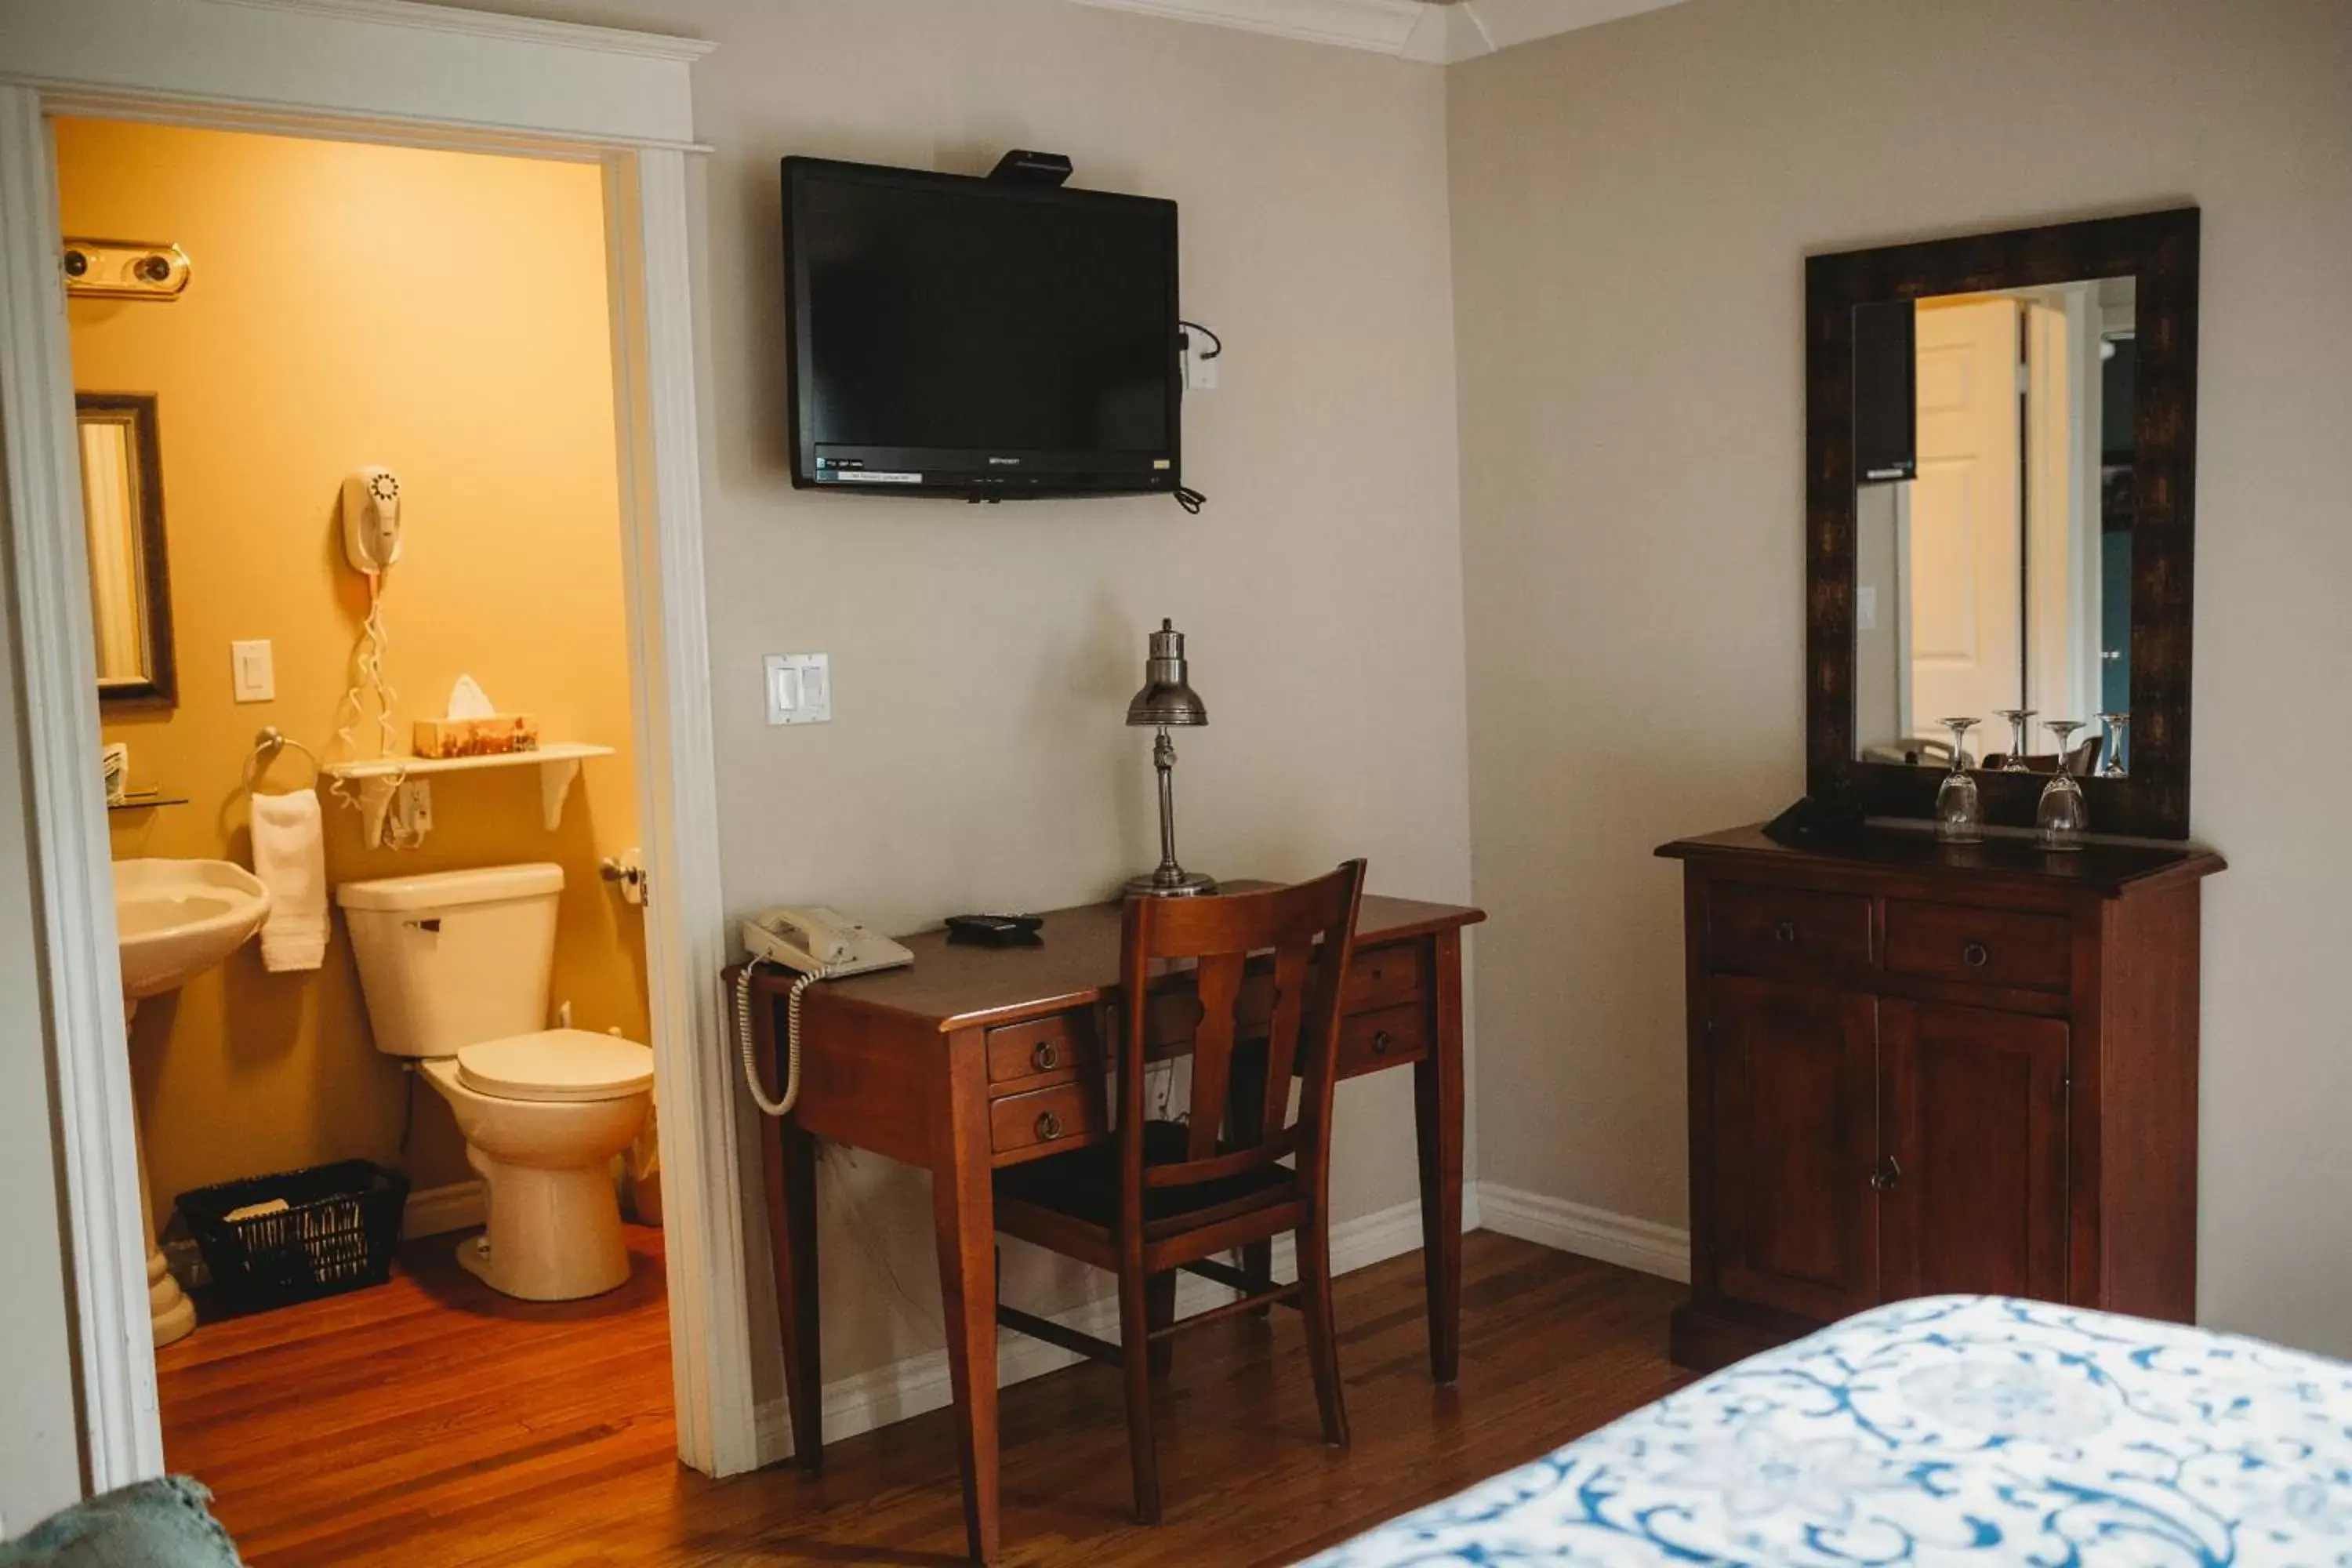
left=1371, top=1029, right=1396, bottom=1057
left=1035, top=1110, right=1064, bottom=1142
left=1033, top=1040, right=1059, bottom=1072
left=1962, top=941, right=1990, bottom=968
left=1870, top=1155, right=1902, bottom=1192
left=1774, top=920, right=1798, bottom=946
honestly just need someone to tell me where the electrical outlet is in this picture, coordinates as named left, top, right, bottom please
left=1182, top=329, right=1220, bottom=391
left=396, top=779, right=432, bottom=835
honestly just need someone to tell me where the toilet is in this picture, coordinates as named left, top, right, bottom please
left=338, top=863, right=653, bottom=1301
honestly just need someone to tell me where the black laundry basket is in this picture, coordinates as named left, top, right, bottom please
left=176, top=1160, right=409, bottom=1311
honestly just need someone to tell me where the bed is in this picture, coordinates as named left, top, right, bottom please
left=1303, top=1295, right=2352, bottom=1566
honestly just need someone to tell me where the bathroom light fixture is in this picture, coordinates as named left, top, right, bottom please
left=1124, top=619, right=1215, bottom=898
left=61, top=238, right=192, bottom=300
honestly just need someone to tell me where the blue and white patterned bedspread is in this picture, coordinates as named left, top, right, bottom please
left=1303, top=1295, right=2352, bottom=1566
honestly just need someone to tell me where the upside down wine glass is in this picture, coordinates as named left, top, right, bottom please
left=2037, top=720, right=2088, bottom=851
left=1992, top=708, right=2038, bottom=771
left=2096, top=710, right=2131, bottom=778
left=1935, top=717, right=1982, bottom=844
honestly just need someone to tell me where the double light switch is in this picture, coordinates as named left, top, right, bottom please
left=765, top=653, right=831, bottom=725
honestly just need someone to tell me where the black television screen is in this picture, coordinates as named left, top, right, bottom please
left=783, top=157, right=1181, bottom=498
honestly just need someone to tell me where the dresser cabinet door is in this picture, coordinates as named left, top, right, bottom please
left=1878, top=999, right=2069, bottom=1302
left=1704, top=975, right=1879, bottom=1321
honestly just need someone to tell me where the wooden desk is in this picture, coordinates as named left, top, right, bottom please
left=740, top=887, right=1485, bottom=1564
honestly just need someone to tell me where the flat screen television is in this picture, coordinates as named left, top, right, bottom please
left=782, top=157, right=1181, bottom=499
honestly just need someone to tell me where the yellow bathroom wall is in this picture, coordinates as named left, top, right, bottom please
left=57, top=119, right=646, bottom=1232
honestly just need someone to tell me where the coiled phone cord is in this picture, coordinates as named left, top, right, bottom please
left=738, top=960, right=826, bottom=1117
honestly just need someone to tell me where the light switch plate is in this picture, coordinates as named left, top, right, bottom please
left=766, top=653, right=831, bottom=725
left=231, top=639, right=274, bottom=703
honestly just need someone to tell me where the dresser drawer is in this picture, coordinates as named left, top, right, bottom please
left=990, top=1081, right=1105, bottom=1159
left=1709, top=882, right=1875, bottom=975
left=1344, top=942, right=1426, bottom=1012
left=1334, top=1002, right=1427, bottom=1076
left=1884, top=900, right=2071, bottom=992
left=985, top=1012, right=1098, bottom=1085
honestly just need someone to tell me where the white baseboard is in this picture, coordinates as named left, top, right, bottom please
left=746, top=1180, right=1686, bottom=1466
left=754, top=1192, right=1447, bottom=1465
left=401, top=1179, right=485, bottom=1240
left=1477, top=1181, right=1691, bottom=1283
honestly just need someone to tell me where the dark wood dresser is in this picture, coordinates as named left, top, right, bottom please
left=1657, top=824, right=2224, bottom=1371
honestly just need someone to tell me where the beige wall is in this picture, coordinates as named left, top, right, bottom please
left=57, top=120, right=646, bottom=1230
left=1450, top=0, right=2352, bottom=1353
left=448, top=0, right=1472, bottom=1392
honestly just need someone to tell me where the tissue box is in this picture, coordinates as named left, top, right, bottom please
left=413, top=714, right=539, bottom=758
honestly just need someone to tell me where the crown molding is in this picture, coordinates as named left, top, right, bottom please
left=200, top=0, right=715, bottom=61
left=1074, top=0, right=1425, bottom=56
left=1070, top=0, right=1689, bottom=63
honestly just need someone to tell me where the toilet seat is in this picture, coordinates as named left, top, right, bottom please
left=456, top=1028, right=654, bottom=1104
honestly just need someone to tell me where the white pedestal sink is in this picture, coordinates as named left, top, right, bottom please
left=114, top=859, right=272, bottom=1348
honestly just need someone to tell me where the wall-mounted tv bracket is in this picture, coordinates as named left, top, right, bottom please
left=989, top=149, right=1073, bottom=187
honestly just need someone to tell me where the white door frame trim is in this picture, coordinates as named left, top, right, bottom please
left=0, top=0, right=759, bottom=1490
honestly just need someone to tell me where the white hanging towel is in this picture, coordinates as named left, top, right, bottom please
left=251, top=790, right=328, bottom=972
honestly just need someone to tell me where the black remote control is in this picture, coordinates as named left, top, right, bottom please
left=946, top=913, right=1046, bottom=947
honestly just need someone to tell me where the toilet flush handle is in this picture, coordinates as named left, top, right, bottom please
left=404, top=917, right=441, bottom=933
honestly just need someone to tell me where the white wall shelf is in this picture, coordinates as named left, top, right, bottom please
left=321, top=743, right=615, bottom=844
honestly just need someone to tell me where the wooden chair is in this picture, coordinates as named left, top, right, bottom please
left=993, top=861, right=1368, bottom=1524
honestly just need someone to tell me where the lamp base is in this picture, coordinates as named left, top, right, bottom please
left=1125, top=867, right=1218, bottom=898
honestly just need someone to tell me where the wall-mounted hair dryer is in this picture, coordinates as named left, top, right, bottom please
left=341, top=466, right=403, bottom=572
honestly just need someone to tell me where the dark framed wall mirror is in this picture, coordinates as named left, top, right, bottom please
left=76, top=392, right=178, bottom=712
left=1806, top=208, right=2198, bottom=838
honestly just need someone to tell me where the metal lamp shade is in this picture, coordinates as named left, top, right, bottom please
left=1126, top=619, right=1207, bottom=727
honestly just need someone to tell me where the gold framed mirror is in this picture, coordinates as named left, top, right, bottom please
left=76, top=392, right=177, bottom=711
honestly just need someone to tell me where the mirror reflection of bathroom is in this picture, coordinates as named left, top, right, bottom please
left=1852, top=277, right=2136, bottom=776
left=60, top=116, right=669, bottom=1520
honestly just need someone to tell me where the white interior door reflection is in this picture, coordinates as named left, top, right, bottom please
left=1854, top=277, right=2135, bottom=775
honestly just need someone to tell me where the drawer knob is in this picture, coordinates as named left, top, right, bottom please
left=1962, top=941, right=1990, bottom=968
left=1033, top=1040, right=1060, bottom=1072
left=1036, top=1110, right=1064, bottom=1142
left=1774, top=920, right=1798, bottom=946
left=1371, top=1029, right=1396, bottom=1056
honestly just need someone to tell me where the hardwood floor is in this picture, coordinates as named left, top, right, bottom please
left=159, top=1228, right=1687, bottom=1566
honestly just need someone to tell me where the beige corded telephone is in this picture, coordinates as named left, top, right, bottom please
left=735, top=907, right=913, bottom=1117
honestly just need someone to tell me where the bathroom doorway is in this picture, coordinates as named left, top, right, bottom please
left=0, top=1, right=761, bottom=1515
left=54, top=114, right=681, bottom=1543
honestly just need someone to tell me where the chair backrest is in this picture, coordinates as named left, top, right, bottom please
left=1115, top=861, right=1367, bottom=1221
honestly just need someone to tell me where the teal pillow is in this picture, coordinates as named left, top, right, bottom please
left=0, top=1479, right=242, bottom=1568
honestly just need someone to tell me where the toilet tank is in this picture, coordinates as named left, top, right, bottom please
left=337, top=864, right=564, bottom=1058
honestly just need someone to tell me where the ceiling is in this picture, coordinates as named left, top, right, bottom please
left=1069, top=0, right=1691, bottom=63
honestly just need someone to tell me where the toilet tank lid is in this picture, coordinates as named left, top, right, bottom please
left=336, top=862, right=564, bottom=912
left=458, top=1029, right=654, bottom=1103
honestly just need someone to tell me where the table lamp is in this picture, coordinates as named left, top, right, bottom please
left=1124, top=619, right=1216, bottom=898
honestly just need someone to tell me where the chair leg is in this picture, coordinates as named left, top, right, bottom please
left=1297, top=1219, right=1349, bottom=1448
left=1117, top=1261, right=1163, bottom=1523
left=1146, top=1269, right=1177, bottom=1378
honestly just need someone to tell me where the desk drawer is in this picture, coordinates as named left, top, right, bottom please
left=990, top=1082, right=1105, bottom=1160
left=1710, top=882, right=1874, bottom=976
left=986, top=1012, right=1098, bottom=1085
left=1345, top=942, right=1426, bottom=1012
left=1885, top=900, right=2071, bottom=992
left=1335, top=1003, right=1427, bottom=1076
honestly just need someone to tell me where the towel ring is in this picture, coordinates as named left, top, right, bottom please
left=248, top=726, right=321, bottom=788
